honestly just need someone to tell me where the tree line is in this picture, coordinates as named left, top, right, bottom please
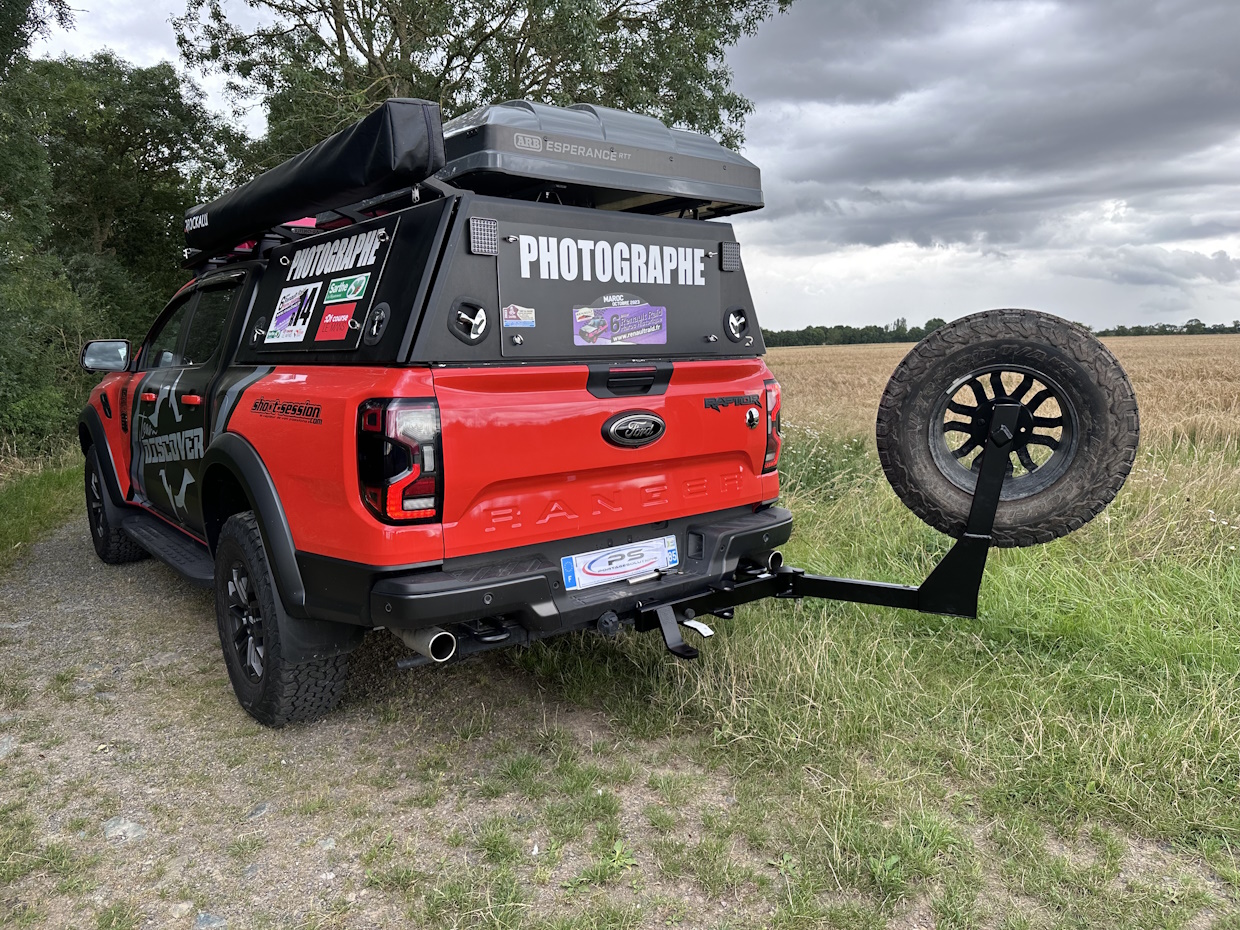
left=0, top=0, right=792, bottom=456
left=762, top=317, right=948, bottom=347
left=1092, top=319, right=1240, bottom=337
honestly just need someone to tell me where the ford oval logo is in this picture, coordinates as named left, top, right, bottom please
left=603, top=411, right=666, bottom=448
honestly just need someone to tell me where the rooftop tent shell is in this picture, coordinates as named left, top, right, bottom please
left=437, top=100, right=763, bottom=219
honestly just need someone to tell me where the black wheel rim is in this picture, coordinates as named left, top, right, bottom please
left=87, top=469, right=106, bottom=539
left=928, top=365, right=1080, bottom=501
left=226, top=561, right=266, bottom=683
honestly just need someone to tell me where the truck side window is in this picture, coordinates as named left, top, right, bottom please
left=144, top=297, right=195, bottom=369
left=182, top=285, right=239, bottom=366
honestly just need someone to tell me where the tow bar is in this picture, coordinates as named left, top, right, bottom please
left=638, top=403, right=1024, bottom=659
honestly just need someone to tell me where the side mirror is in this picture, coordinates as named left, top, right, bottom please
left=80, top=340, right=131, bottom=373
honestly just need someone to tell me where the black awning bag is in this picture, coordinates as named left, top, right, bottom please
left=185, top=98, right=445, bottom=256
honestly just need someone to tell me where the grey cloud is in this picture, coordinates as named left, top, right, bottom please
left=1052, top=245, right=1240, bottom=288
left=732, top=0, right=1240, bottom=263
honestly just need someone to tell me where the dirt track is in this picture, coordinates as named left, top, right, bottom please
left=0, top=515, right=742, bottom=929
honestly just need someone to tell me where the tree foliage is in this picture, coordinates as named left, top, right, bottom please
left=175, top=0, right=792, bottom=165
left=0, top=52, right=240, bottom=453
left=0, top=0, right=71, bottom=78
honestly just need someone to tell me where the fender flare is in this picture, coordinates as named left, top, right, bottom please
left=201, top=433, right=309, bottom=618
left=78, top=405, right=130, bottom=527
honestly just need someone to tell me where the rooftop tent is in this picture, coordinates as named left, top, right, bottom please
left=184, top=98, right=446, bottom=258
left=437, top=101, right=763, bottom=219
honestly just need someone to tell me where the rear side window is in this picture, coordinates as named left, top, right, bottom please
left=182, top=285, right=238, bottom=366
left=145, top=298, right=195, bottom=369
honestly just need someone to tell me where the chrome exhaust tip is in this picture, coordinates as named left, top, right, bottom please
left=396, top=626, right=458, bottom=663
left=766, top=550, right=783, bottom=572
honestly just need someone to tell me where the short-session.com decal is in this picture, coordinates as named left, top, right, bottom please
left=249, top=397, right=324, bottom=425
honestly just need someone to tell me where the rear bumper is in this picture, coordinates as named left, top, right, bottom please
left=370, top=505, right=792, bottom=634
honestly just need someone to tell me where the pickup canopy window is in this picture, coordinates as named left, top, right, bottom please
left=144, top=296, right=194, bottom=369
left=182, top=286, right=237, bottom=366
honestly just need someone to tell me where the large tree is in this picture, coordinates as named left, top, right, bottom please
left=175, top=0, right=791, bottom=166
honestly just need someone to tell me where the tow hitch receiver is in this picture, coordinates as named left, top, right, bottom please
left=642, top=403, right=1023, bottom=657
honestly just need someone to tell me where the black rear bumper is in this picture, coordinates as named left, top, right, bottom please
left=370, top=505, right=792, bottom=634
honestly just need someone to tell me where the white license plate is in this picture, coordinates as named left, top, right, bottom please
left=560, top=535, right=679, bottom=591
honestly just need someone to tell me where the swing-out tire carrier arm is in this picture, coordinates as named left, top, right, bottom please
left=634, top=403, right=1023, bottom=636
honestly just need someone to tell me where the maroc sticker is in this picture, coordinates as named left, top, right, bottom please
left=265, top=282, right=322, bottom=344
left=502, top=303, right=536, bottom=328
left=573, top=293, right=666, bottom=346
left=315, top=302, right=357, bottom=342
left=324, top=272, right=370, bottom=304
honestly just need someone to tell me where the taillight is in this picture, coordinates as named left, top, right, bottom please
left=357, top=399, right=443, bottom=524
left=763, top=378, right=782, bottom=473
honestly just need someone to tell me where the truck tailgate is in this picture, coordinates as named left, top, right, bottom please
left=432, top=359, right=775, bottom=559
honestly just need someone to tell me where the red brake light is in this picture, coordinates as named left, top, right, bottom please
left=358, top=399, right=442, bottom=524
left=763, top=379, right=782, bottom=473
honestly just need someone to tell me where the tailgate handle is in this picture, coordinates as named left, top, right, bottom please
left=587, top=362, right=673, bottom=398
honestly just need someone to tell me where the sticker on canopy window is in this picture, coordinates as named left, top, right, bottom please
left=560, top=535, right=679, bottom=591
left=315, top=302, right=357, bottom=342
left=324, top=272, right=370, bottom=304
left=573, top=294, right=666, bottom=346
left=502, top=303, right=536, bottom=327
left=265, top=282, right=321, bottom=344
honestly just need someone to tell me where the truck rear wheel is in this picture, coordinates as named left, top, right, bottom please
left=214, top=512, right=349, bottom=726
left=876, top=309, right=1139, bottom=547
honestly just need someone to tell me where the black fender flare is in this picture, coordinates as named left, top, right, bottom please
left=200, top=432, right=309, bottom=618
left=78, top=405, right=130, bottom=527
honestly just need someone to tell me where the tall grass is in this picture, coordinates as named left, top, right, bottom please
left=519, top=340, right=1240, bottom=920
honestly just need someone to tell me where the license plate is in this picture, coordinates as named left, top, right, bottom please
left=560, top=535, right=679, bottom=591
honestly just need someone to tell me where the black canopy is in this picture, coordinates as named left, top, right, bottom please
left=184, top=98, right=446, bottom=257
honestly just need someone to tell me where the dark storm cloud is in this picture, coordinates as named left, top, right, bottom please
left=731, top=0, right=1240, bottom=278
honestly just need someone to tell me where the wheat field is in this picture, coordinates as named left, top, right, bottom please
left=769, top=334, right=1240, bottom=447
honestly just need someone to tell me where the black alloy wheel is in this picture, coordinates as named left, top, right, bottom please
left=930, top=365, right=1078, bottom=502
left=225, top=561, right=266, bottom=684
left=87, top=467, right=106, bottom=541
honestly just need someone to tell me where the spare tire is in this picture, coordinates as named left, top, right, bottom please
left=876, top=309, right=1139, bottom=547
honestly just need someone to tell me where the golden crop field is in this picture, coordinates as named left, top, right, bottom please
left=768, top=334, right=1240, bottom=447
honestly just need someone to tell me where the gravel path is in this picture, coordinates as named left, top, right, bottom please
left=0, top=515, right=747, bottom=929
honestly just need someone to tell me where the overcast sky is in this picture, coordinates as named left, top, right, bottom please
left=32, top=0, right=1240, bottom=330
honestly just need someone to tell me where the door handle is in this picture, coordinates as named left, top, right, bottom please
left=181, top=394, right=203, bottom=406
left=140, top=392, right=157, bottom=402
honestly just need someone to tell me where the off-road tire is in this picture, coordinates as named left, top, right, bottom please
left=84, top=447, right=147, bottom=564
left=876, top=309, right=1139, bottom=547
left=214, top=512, right=349, bottom=726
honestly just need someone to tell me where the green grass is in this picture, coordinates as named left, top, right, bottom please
left=516, top=431, right=1240, bottom=925
left=0, top=462, right=79, bottom=575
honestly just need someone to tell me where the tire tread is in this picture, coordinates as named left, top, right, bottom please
left=876, top=309, right=1139, bottom=547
